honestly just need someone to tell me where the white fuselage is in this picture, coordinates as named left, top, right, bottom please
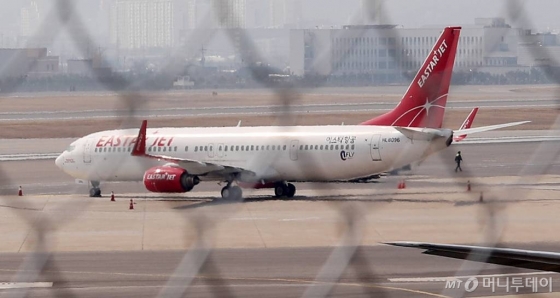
left=55, top=125, right=452, bottom=183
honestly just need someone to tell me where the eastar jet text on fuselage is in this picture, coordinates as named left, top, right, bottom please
left=55, top=26, right=529, bottom=199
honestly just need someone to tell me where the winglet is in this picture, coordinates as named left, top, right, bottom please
left=453, top=107, right=478, bottom=142
left=131, top=120, right=148, bottom=156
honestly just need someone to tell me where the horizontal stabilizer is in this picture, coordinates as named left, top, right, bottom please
left=394, top=126, right=452, bottom=141
left=454, top=121, right=530, bottom=136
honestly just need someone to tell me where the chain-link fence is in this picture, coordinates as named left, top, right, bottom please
left=1, top=0, right=559, bottom=297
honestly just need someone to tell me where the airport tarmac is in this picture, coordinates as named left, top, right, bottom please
left=1, top=86, right=559, bottom=297
left=0, top=139, right=559, bottom=297
left=1, top=246, right=559, bottom=297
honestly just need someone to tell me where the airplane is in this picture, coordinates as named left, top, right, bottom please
left=54, top=26, right=529, bottom=199
left=386, top=241, right=560, bottom=273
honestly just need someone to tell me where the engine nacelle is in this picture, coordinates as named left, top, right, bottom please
left=143, top=166, right=199, bottom=193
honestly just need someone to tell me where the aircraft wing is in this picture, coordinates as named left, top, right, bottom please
left=385, top=241, right=560, bottom=273
left=131, top=120, right=255, bottom=177
left=453, top=121, right=530, bottom=136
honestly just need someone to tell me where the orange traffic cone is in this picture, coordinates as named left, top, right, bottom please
left=397, top=181, right=402, bottom=189
left=467, top=180, right=471, bottom=192
left=401, top=180, right=406, bottom=189
left=129, top=199, right=134, bottom=210
left=18, top=186, right=22, bottom=196
left=110, top=191, right=115, bottom=202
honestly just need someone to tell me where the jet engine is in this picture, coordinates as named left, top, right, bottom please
left=143, top=166, right=199, bottom=193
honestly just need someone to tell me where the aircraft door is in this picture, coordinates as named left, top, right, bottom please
left=83, top=138, right=93, bottom=164
left=290, top=140, right=299, bottom=161
left=370, top=134, right=382, bottom=161
left=208, top=143, right=215, bottom=158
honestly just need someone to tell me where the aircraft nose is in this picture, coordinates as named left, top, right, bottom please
left=55, top=154, right=64, bottom=169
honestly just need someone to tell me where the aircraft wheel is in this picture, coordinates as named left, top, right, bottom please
left=274, top=184, right=286, bottom=197
left=221, top=186, right=242, bottom=201
left=286, top=183, right=296, bottom=198
left=90, top=188, right=101, bottom=197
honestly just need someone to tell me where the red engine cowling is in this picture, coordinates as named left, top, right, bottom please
left=143, top=166, right=199, bottom=193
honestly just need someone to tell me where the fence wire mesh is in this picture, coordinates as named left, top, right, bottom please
left=0, top=0, right=559, bottom=297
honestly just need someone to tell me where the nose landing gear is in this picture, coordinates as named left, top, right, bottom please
left=89, top=181, right=101, bottom=197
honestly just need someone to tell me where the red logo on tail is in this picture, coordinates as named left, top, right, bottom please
left=361, top=26, right=461, bottom=128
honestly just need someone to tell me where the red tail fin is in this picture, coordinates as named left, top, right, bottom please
left=131, top=120, right=147, bottom=156
left=361, top=26, right=461, bottom=128
left=453, top=107, right=478, bottom=142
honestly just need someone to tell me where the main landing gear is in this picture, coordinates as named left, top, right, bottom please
left=89, top=181, right=101, bottom=197
left=274, top=182, right=296, bottom=198
left=221, top=183, right=243, bottom=201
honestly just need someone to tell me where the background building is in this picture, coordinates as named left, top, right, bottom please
left=214, top=0, right=246, bottom=28
left=110, top=0, right=174, bottom=49
left=0, top=48, right=59, bottom=79
left=269, top=0, right=302, bottom=28
left=289, top=18, right=521, bottom=79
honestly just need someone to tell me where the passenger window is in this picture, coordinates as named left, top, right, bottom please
left=267, top=145, right=270, bottom=150
left=299, top=145, right=302, bottom=150
left=351, top=145, right=355, bottom=150
left=320, top=145, right=324, bottom=150
left=335, top=145, right=339, bottom=150
left=330, top=145, right=334, bottom=150
left=315, top=145, right=318, bottom=150
left=224, top=146, right=227, bottom=152
left=204, top=146, right=208, bottom=151
left=185, top=146, right=188, bottom=152
left=118, top=147, right=121, bottom=152
left=272, top=145, right=276, bottom=150
left=236, top=145, right=239, bottom=151
left=346, top=145, right=349, bottom=150
left=158, top=147, right=161, bottom=152
left=163, top=147, right=167, bottom=152
left=304, top=145, right=308, bottom=150
left=256, top=146, right=259, bottom=151
left=209, top=146, right=213, bottom=151
left=283, top=145, right=286, bottom=150
left=112, top=147, right=116, bottom=152
left=241, top=146, right=244, bottom=151
left=195, top=146, right=198, bottom=152
left=174, top=146, right=177, bottom=151
left=261, top=145, right=265, bottom=150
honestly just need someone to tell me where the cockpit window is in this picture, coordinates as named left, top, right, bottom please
left=66, top=145, right=76, bottom=152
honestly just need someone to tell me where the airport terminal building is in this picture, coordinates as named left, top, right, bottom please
left=289, top=18, right=528, bottom=79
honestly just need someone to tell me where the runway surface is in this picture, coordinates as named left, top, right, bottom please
left=0, top=99, right=557, bottom=121
left=0, top=246, right=558, bottom=297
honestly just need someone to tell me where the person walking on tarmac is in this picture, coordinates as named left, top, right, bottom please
left=455, top=151, right=463, bottom=172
